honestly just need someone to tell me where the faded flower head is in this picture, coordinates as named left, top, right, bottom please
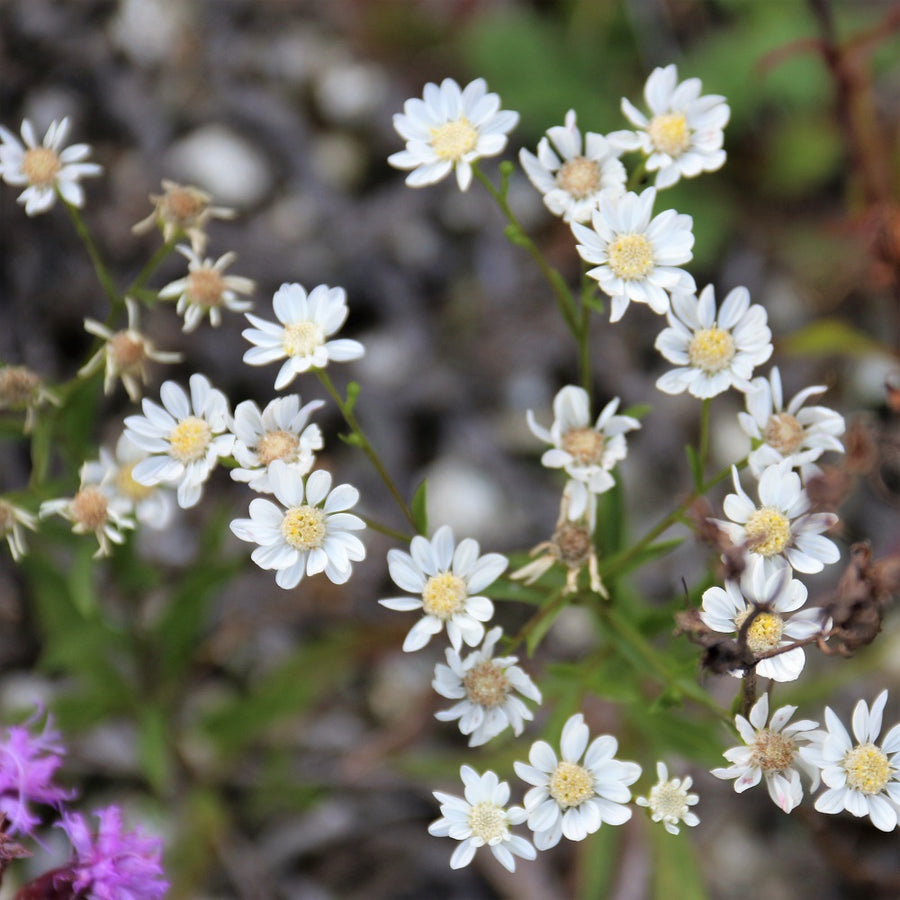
left=0, top=499, right=38, bottom=562
left=0, top=364, right=58, bottom=433
left=389, top=77, right=519, bottom=191
left=0, top=117, right=102, bottom=215
left=635, top=762, right=700, bottom=835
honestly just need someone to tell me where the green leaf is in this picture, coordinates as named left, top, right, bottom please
left=503, top=223, right=531, bottom=248
left=780, top=319, right=888, bottom=359
left=410, top=479, right=428, bottom=535
left=576, top=824, right=623, bottom=900
left=345, top=380, right=361, bottom=412
left=138, top=705, right=172, bottom=795
left=651, top=817, right=709, bottom=899
left=601, top=537, right=684, bottom=580
left=525, top=596, right=568, bottom=657
left=685, top=444, right=703, bottom=491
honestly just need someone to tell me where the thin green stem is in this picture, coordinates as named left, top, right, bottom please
left=359, top=514, right=414, bottom=544
left=125, top=237, right=179, bottom=299
left=577, top=274, right=593, bottom=400
left=698, top=397, right=712, bottom=481
left=64, top=200, right=120, bottom=308
left=506, top=587, right=568, bottom=654
left=625, top=158, right=648, bottom=192
left=315, top=369, right=417, bottom=531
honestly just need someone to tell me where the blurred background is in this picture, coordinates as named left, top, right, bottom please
left=1, top=1, right=900, bottom=897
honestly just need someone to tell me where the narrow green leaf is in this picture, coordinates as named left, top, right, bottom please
left=685, top=444, right=703, bottom=491
left=411, top=479, right=428, bottom=535
left=651, top=819, right=709, bottom=899
left=138, top=705, right=172, bottom=795
left=345, top=380, right=361, bottom=412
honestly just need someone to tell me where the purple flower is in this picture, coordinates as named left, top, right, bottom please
left=0, top=712, right=72, bottom=837
left=59, top=806, right=168, bottom=899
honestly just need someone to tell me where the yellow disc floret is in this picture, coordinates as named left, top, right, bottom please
left=751, top=729, right=796, bottom=772
left=116, top=462, right=154, bottom=502
left=687, top=327, right=735, bottom=374
left=283, top=321, right=325, bottom=358
left=648, top=781, right=690, bottom=819
left=187, top=267, right=225, bottom=308
left=22, top=147, right=62, bottom=187
left=256, top=430, right=300, bottom=466
left=843, top=743, right=892, bottom=795
left=430, top=118, right=478, bottom=161
left=422, top=572, right=468, bottom=620
left=561, top=428, right=605, bottom=466
left=744, top=506, right=792, bottom=557
left=169, top=416, right=212, bottom=464
left=463, top=661, right=510, bottom=709
left=281, top=505, right=327, bottom=551
left=548, top=761, right=595, bottom=809
left=647, top=113, right=691, bottom=158
left=556, top=157, right=601, bottom=199
left=735, top=609, right=785, bottom=653
left=607, top=233, right=654, bottom=280
left=468, top=802, right=507, bottom=843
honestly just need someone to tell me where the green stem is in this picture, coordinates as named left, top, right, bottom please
left=125, top=237, right=179, bottom=300
left=64, top=200, right=120, bottom=308
left=625, top=158, right=648, bottom=192
left=315, top=369, right=417, bottom=532
left=359, top=514, right=414, bottom=544
left=698, top=397, right=711, bottom=482
left=507, top=587, right=568, bottom=654
left=577, top=274, right=593, bottom=399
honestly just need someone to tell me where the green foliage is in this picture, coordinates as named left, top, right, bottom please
left=411, top=478, right=429, bottom=534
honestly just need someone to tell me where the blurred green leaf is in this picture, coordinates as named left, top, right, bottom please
left=138, top=704, right=173, bottom=795
left=651, top=822, right=709, bottom=900
left=411, top=478, right=428, bottom=535
left=781, top=318, right=890, bottom=358
left=576, top=824, right=622, bottom=900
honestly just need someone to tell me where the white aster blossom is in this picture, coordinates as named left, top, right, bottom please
left=378, top=525, right=506, bottom=653
left=230, top=460, right=365, bottom=589
left=39, top=462, right=135, bottom=558
left=242, top=283, right=365, bottom=389
left=572, top=187, right=695, bottom=322
left=655, top=285, right=773, bottom=399
left=526, top=386, right=640, bottom=499
left=700, top=557, right=829, bottom=682
left=800, top=690, right=900, bottom=832
left=230, top=395, right=324, bottom=493
left=607, top=64, right=729, bottom=189
left=79, top=297, right=183, bottom=402
left=433, top=626, right=542, bottom=747
left=738, top=366, right=845, bottom=480
left=711, top=693, right=821, bottom=814
left=428, top=766, right=536, bottom=873
left=0, top=117, right=102, bottom=215
left=388, top=77, right=519, bottom=191
left=158, top=244, right=255, bottom=333
left=124, top=373, right=234, bottom=509
left=519, top=109, right=626, bottom=223
left=0, top=499, right=38, bottom=562
left=715, top=462, right=840, bottom=576
left=82, top=433, right=177, bottom=530
left=514, top=713, right=641, bottom=850
left=635, top=762, right=700, bottom=835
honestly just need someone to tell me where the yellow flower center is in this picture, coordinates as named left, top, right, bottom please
left=0, top=366, right=41, bottom=407
left=71, top=487, right=109, bottom=531
left=751, top=729, right=796, bottom=772
left=607, top=233, right=654, bottom=280
left=281, top=505, right=327, bottom=551
left=109, top=331, right=147, bottom=370
left=548, top=761, right=595, bottom=809
left=22, top=146, right=62, bottom=187
left=561, top=428, right=605, bottom=466
left=744, top=506, right=792, bottom=557
left=647, top=112, right=691, bottom=158
left=463, top=660, right=510, bottom=709
left=168, top=416, right=212, bottom=463
left=648, top=780, right=689, bottom=819
left=764, top=413, right=804, bottom=455
left=735, top=609, right=785, bottom=653
left=687, top=327, right=735, bottom=374
left=468, top=801, right=507, bottom=843
left=421, top=572, right=468, bottom=620
left=843, top=743, right=892, bottom=795
left=430, top=118, right=478, bottom=161
left=282, top=321, right=325, bottom=358
left=256, top=430, right=300, bottom=466
left=115, top=462, right=154, bottom=502
left=187, top=267, right=225, bottom=307
left=556, top=157, right=601, bottom=199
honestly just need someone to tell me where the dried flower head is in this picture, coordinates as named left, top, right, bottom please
left=0, top=364, right=58, bottom=433
left=0, top=499, right=38, bottom=562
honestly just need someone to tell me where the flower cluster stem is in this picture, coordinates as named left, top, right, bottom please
left=64, top=200, right=120, bottom=308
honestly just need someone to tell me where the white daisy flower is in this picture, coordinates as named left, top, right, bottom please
left=79, top=297, right=183, bottom=402
left=635, top=762, right=700, bottom=835
left=738, top=366, right=845, bottom=480
left=572, top=187, right=695, bottom=322
left=711, top=693, right=821, bottom=814
left=0, top=117, right=102, bottom=215
left=242, top=283, right=365, bottom=389
left=158, top=244, right=255, bottom=333
left=0, top=499, right=38, bottom=562
left=230, top=460, right=365, bottom=589
left=433, top=626, right=542, bottom=747
left=124, top=373, right=234, bottom=509
left=800, top=690, right=900, bottom=832
left=700, top=557, right=829, bottom=682
left=526, top=386, right=640, bottom=497
left=378, top=525, right=506, bottom=653
left=607, top=64, right=730, bottom=189
left=40, top=462, right=135, bottom=558
left=82, top=433, right=177, bottom=531
left=654, top=285, right=773, bottom=399
left=518, top=109, right=626, bottom=223
left=514, top=713, right=641, bottom=850
left=230, top=395, right=325, bottom=493
left=428, top=765, right=536, bottom=873
left=715, top=462, right=840, bottom=576
left=388, top=77, right=519, bottom=191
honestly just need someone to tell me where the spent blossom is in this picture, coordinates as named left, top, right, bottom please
left=519, top=109, right=626, bottom=223
left=0, top=117, right=102, bottom=215
left=0, top=499, right=37, bottom=562
left=608, top=64, right=729, bottom=189
left=635, top=762, right=699, bottom=835
left=378, top=525, right=506, bottom=653
left=0, top=364, right=59, bottom=434
left=388, top=77, right=519, bottom=191
left=572, top=187, right=695, bottom=322
left=433, top=626, right=542, bottom=747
